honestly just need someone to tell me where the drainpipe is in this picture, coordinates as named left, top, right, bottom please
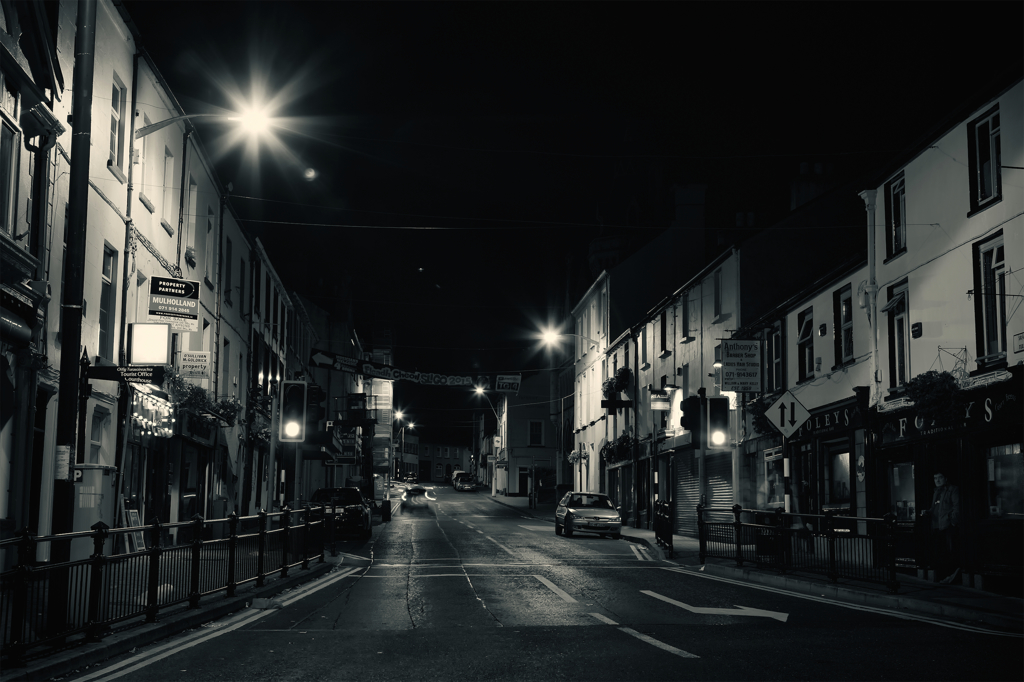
left=175, top=129, right=191, bottom=272
left=859, top=190, right=879, bottom=404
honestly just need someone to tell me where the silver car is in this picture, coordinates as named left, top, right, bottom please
left=555, top=492, right=622, bottom=539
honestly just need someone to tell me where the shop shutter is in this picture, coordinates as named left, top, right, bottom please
left=675, top=450, right=700, bottom=537
left=706, top=451, right=733, bottom=509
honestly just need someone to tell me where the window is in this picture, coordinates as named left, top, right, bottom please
left=883, top=282, right=910, bottom=387
left=204, top=206, right=215, bottom=284
left=796, top=308, right=814, bottom=382
left=264, top=274, right=271, bottom=322
left=222, top=338, right=231, bottom=396
left=659, top=310, right=668, bottom=353
left=974, top=232, right=1006, bottom=364
left=883, top=172, right=906, bottom=259
left=681, top=363, right=689, bottom=398
left=713, top=269, right=723, bottom=318
left=161, top=148, right=175, bottom=230
left=187, top=178, right=198, bottom=253
left=986, top=443, right=1023, bottom=518
left=0, top=74, right=19, bottom=234
left=239, top=258, right=246, bottom=312
left=768, top=321, right=784, bottom=392
left=99, top=247, right=117, bottom=360
left=273, top=289, right=279, bottom=341
left=833, top=285, right=854, bottom=366
left=679, top=295, right=690, bottom=340
left=640, top=325, right=648, bottom=368
left=90, top=411, right=108, bottom=465
left=968, top=105, right=1001, bottom=213
left=109, top=75, right=127, bottom=170
left=224, top=238, right=233, bottom=305
left=529, top=420, right=542, bottom=446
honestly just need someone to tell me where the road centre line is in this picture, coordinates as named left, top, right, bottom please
left=589, top=612, right=618, bottom=625
left=618, top=627, right=700, bottom=659
left=661, top=567, right=1022, bottom=638
left=534, top=575, right=577, bottom=603
left=486, top=536, right=517, bottom=555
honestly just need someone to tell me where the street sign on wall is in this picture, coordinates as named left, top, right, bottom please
left=766, top=390, right=811, bottom=439
left=178, top=351, right=210, bottom=378
left=495, top=374, right=521, bottom=394
left=147, top=277, right=200, bottom=332
left=720, top=339, right=761, bottom=393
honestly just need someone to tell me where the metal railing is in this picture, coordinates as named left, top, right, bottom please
left=698, top=504, right=900, bottom=594
left=0, top=505, right=347, bottom=665
left=653, top=500, right=673, bottom=558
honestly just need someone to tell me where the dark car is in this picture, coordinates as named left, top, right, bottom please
left=310, top=487, right=371, bottom=540
left=401, top=485, right=435, bottom=510
left=453, top=472, right=475, bottom=491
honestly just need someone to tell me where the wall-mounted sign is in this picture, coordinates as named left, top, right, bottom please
left=495, top=374, right=521, bottom=394
left=88, top=364, right=166, bottom=385
left=147, top=277, right=200, bottom=332
left=720, top=339, right=762, bottom=393
left=179, top=351, right=210, bottom=378
left=128, top=323, right=170, bottom=365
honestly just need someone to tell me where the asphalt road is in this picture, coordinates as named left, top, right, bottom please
left=63, top=485, right=1022, bottom=682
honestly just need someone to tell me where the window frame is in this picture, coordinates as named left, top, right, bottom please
left=528, top=420, right=543, bottom=446
left=204, top=206, right=216, bottom=286
left=833, top=284, right=854, bottom=368
left=161, top=147, right=175, bottom=232
left=883, top=171, right=907, bottom=261
left=99, top=246, right=118, bottom=360
left=967, top=105, right=1001, bottom=215
left=0, top=72, right=20, bottom=235
left=766, top=321, right=785, bottom=393
left=884, top=281, right=910, bottom=387
left=972, top=231, right=1007, bottom=366
left=796, top=307, right=814, bottom=383
left=109, top=74, right=127, bottom=171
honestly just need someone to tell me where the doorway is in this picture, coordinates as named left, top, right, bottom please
left=518, top=467, right=529, bottom=496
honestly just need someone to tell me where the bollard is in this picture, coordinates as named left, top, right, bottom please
left=227, top=512, right=239, bottom=597
left=146, top=518, right=163, bottom=622
left=188, top=515, right=204, bottom=609
left=86, top=521, right=110, bottom=641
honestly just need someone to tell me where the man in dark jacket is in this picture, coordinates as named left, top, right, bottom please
left=921, top=471, right=960, bottom=584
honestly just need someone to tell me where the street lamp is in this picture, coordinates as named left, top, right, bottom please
left=539, top=327, right=602, bottom=353
left=389, top=411, right=414, bottom=520
left=134, top=105, right=273, bottom=139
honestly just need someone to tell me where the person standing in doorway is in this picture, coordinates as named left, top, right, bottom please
left=920, top=471, right=960, bottom=584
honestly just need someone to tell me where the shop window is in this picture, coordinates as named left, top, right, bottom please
left=824, top=444, right=851, bottom=510
left=967, top=105, right=1001, bottom=214
left=890, top=461, right=916, bottom=521
left=987, top=443, right=1023, bottom=518
left=764, top=448, right=784, bottom=508
left=973, top=231, right=1006, bottom=366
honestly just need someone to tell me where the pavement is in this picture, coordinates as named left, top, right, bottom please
left=488, top=493, right=1024, bottom=633
left=4, top=488, right=1019, bottom=681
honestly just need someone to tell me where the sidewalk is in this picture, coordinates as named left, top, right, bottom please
left=486, top=493, right=1023, bottom=633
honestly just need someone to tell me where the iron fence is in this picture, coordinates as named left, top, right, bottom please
left=0, top=505, right=339, bottom=665
left=653, top=500, right=673, bottom=558
left=697, top=504, right=900, bottom=593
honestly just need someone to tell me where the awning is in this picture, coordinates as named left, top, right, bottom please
left=880, top=291, right=905, bottom=314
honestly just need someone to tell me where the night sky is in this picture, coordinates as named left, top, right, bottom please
left=121, top=1, right=1023, bottom=442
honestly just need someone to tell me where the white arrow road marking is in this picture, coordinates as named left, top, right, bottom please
left=535, top=575, right=577, bottom=603
left=641, top=589, right=789, bottom=622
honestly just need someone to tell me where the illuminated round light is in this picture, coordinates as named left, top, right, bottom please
left=711, top=431, right=726, bottom=446
left=303, top=168, right=316, bottom=181
left=284, top=421, right=301, bottom=438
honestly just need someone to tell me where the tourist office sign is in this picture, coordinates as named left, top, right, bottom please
left=88, top=364, right=166, bottom=385
left=147, top=276, right=200, bottom=332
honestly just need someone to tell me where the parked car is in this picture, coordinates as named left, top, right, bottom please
left=401, top=485, right=434, bottom=510
left=310, top=487, right=372, bottom=540
left=555, top=492, right=622, bottom=539
left=453, top=472, right=475, bottom=491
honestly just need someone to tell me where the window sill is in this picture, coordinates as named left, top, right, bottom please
left=882, top=249, right=907, bottom=266
left=160, top=218, right=175, bottom=237
left=712, top=313, right=731, bottom=325
left=658, top=349, right=672, bottom=359
left=204, top=275, right=215, bottom=290
left=107, top=161, right=127, bottom=185
left=679, top=336, right=695, bottom=344
left=830, top=358, right=856, bottom=372
left=138, top=192, right=155, bottom=214
left=967, top=195, right=1002, bottom=219
left=972, top=353, right=1007, bottom=375
left=885, top=385, right=907, bottom=401
left=640, top=362, right=651, bottom=371
left=796, top=375, right=815, bottom=386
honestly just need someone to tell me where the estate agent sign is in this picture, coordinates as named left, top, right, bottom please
left=147, top=277, right=200, bottom=332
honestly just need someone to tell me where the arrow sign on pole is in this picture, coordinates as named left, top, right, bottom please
left=641, top=590, right=789, bottom=622
left=767, top=390, right=810, bottom=439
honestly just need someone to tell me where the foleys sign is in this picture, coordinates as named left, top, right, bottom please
left=878, top=388, right=1019, bottom=445
left=792, top=399, right=863, bottom=439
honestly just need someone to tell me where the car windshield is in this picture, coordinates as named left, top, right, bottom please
left=311, top=489, right=363, bottom=506
left=567, top=495, right=614, bottom=509
left=407, top=488, right=425, bottom=496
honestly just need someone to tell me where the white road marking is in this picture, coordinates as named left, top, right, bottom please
left=589, top=612, right=618, bottom=625
left=618, top=627, right=700, bottom=658
left=518, top=525, right=552, bottom=531
left=641, top=589, right=789, bottom=622
left=534, top=575, right=577, bottom=603
left=485, top=536, right=517, bottom=555
left=629, top=544, right=647, bottom=561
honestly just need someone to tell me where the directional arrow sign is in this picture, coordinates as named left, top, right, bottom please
left=641, top=590, right=789, bottom=622
left=766, top=390, right=811, bottom=439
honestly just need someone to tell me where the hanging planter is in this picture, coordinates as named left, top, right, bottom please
left=566, top=449, right=586, bottom=465
left=602, top=377, right=618, bottom=401
left=184, top=245, right=197, bottom=268
left=613, top=366, right=633, bottom=393
left=904, top=370, right=964, bottom=424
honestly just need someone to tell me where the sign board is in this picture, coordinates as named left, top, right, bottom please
left=720, top=339, right=762, bottom=393
left=147, top=276, right=200, bottom=332
left=1013, top=331, right=1024, bottom=354
left=88, top=365, right=166, bottom=385
left=495, top=374, right=521, bottom=394
left=55, top=445, right=70, bottom=480
left=124, top=507, right=146, bottom=553
left=309, top=349, right=476, bottom=386
left=650, top=392, right=670, bottom=411
left=179, top=351, right=210, bottom=378
left=766, top=390, right=811, bottom=439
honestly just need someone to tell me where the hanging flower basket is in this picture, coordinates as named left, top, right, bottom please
left=614, top=367, right=633, bottom=393
left=904, top=370, right=964, bottom=424
left=566, top=449, right=586, bottom=465
left=602, top=377, right=618, bottom=401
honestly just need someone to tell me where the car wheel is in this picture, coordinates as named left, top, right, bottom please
left=555, top=522, right=562, bottom=536
left=564, top=520, right=573, bottom=537
left=610, top=533, right=621, bottom=540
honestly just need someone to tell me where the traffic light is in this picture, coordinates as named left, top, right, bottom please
left=707, top=397, right=730, bottom=448
left=680, top=396, right=701, bottom=441
left=279, top=380, right=307, bottom=442
left=306, top=383, right=327, bottom=433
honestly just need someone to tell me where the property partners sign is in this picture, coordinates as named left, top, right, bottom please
left=720, top=339, right=761, bottom=393
left=147, top=277, right=200, bottom=332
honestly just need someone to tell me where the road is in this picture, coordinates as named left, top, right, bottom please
left=65, top=485, right=1022, bottom=681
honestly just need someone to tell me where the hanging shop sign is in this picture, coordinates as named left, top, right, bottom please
left=495, top=374, right=521, bottom=394
left=179, top=351, right=210, bottom=378
left=720, top=339, right=762, bottom=393
left=88, top=364, right=166, bottom=385
left=147, top=277, right=200, bottom=332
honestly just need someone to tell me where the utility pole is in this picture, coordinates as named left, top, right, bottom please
left=50, top=0, right=97, bottom=632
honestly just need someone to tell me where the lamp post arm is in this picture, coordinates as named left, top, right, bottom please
left=135, top=113, right=227, bottom=139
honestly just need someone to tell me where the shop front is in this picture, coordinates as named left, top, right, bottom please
left=872, top=366, right=1023, bottom=593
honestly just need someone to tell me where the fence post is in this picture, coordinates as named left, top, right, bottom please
left=301, top=505, right=311, bottom=570
left=188, top=515, right=204, bottom=609
left=146, top=518, right=162, bottom=623
left=256, top=509, right=267, bottom=587
left=697, top=503, right=706, bottom=564
left=774, top=507, right=786, bottom=573
left=883, top=512, right=900, bottom=594
left=227, top=512, right=238, bottom=597
left=280, top=506, right=292, bottom=578
left=825, top=509, right=838, bottom=583
left=7, top=528, right=36, bottom=667
left=732, top=504, right=744, bottom=567
left=86, top=521, right=110, bottom=641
